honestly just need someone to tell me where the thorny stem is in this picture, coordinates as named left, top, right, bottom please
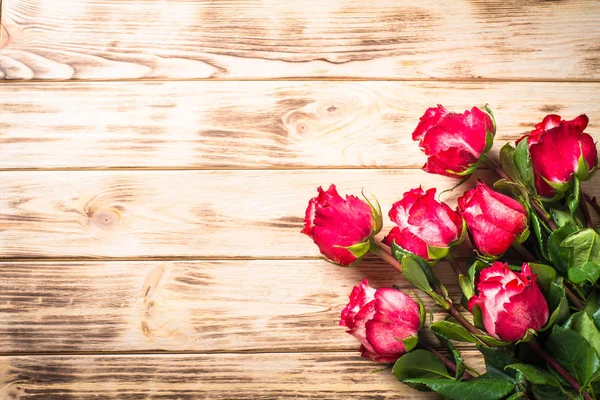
left=446, top=252, right=464, bottom=278
left=584, top=192, right=600, bottom=217
left=581, top=187, right=595, bottom=229
left=511, top=242, right=536, bottom=262
left=529, top=338, right=593, bottom=400
left=371, top=241, right=492, bottom=347
left=482, top=155, right=558, bottom=231
left=421, top=343, right=471, bottom=380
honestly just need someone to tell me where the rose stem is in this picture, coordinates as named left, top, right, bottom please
left=371, top=241, right=492, bottom=347
left=529, top=338, right=593, bottom=400
left=580, top=187, right=594, bottom=229
left=482, top=155, right=558, bottom=231
left=512, top=242, right=584, bottom=309
left=446, top=252, right=464, bottom=278
left=421, top=343, right=471, bottom=380
left=583, top=192, right=600, bottom=216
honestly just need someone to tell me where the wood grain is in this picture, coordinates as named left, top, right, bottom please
left=1, top=169, right=599, bottom=259
left=0, top=352, right=484, bottom=399
left=0, top=258, right=468, bottom=354
left=0, top=81, right=599, bottom=169
left=1, top=0, right=599, bottom=80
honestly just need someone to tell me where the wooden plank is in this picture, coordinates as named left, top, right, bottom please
left=0, top=0, right=599, bottom=80
left=0, top=258, right=466, bottom=354
left=0, top=352, right=484, bottom=399
left=1, top=169, right=599, bottom=259
left=0, top=81, right=599, bottom=169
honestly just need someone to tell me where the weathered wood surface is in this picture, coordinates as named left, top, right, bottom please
left=0, top=168, right=563, bottom=259
left=0, top=259, right=467, bottom=354
left=0, top=81, right=598, bottom=169
left=0, top=352, right=485, bottom=399
left=1, top=0, right=599, bottom=80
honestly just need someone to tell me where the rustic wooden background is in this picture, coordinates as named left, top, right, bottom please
left=0, top=0, right=599, bottom=398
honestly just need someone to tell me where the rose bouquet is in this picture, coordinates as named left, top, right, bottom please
left=302, top=106, right=600, bottom=399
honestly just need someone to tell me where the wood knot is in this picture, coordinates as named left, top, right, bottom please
left=295, top=121, right=309, bottom=135
left=0, top=25, right=9, bottom=50
left=92, top=209, right=120, bottom=229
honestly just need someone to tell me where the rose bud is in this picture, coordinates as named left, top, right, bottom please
left=458, top=181, right=528, bottom=258
left=413, top=105, right=495, bottom=178
left=340, top=279, right=423, bottom=363
left=383, top=187, right=465, bottom=261
left=302, top=185, right=382, bottom=266
left=468, top=262, right=549, bottom=342
left=518, top=114, right=597, bottom=197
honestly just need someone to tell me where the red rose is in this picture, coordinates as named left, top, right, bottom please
left=302, top=185, right=381, bottom=266
left=458, top=181, right=528, bottom=257
left=519, top=114, right=597, bottom=197
left=468, top=262, right=549, bottom=342
left=340, top=279, right=422, bottom=363
left=413, top=105, right=495, bottom=178
left=383, top=187, right=464, bottom=261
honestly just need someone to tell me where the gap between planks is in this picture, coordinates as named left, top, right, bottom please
left=2, top=78, right=600, bottom=84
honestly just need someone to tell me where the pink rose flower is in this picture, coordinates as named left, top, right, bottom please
left=458, top=181, right=528, bottom=257
left=468, top=262, right=549, bottom=342
left=302, top=185, right=381, bottom=266
left=383, top=187, right=464, bottom=261
left=413, top=105, right=495, bottom=178
left=340, top=279, right=422, bottom=363
left=519, top=114, right=597, bottom=197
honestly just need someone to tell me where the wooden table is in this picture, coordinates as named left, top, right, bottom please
left=0, top=0, right=599, bottom=398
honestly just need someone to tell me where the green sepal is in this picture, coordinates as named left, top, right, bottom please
left=575, top=144, right=596, bottom=182
left=514, top=138, right=536, bottom=194
left=362, top=190, right=383, bottom=235
left=413, top=291, right=427, bottom=329
left=483, top=105, right=496, bottom=153
left=516, top=328, right=537, bottom=344
left=453, top=218, right=468, bottom=248
left=472, top=303, right=486, bottom=331
left=515, top=225, right=530, bottom=244
left=542, top=175, right=572, bottom=194
left=337, top=240, right=371, bottom=259
left=445, top=161, right=480, bottom=177
left=400, top=336, right=419, bottom=353
left=494, top=178, right=526, bottom=199
left=427, top=245, right=450, bottom=260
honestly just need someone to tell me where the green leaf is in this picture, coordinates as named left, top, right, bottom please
left=546, top=325, right=600, bottom=386
left=478, top=345, right=520, bottom=380
left=475, top=335, right=511, bottom=347
left=548, top=224, right=578, bottom=276
left=505, top=393, right=529, bottom=400
left=562, top=228, right=600, bottom=285
left=528, top=263, right=557, bottom=294
left=584, top=290, right=600, bottom=332
left=569, top=261, right=600, bottom=285
left=541, top=278, right=570, bottom=330
left=514, top=138, right=536, bottom=194
left=468, top=259, right=490, bottom=289
left=532, top=385, right=577, bottom=400
left=392, top=350, right=451, bottom=391
left=400, top=254, right=433, bottom=293
left=567, top=178, right=581, bottom=215
left=494, top=179, right=526, bottom=200
left=402, top=378, right=516, bottom=400
left=500, top=143, right=520, bottom=183
left=569, top=311, right=600, bottom=358
left=400, top=336, right=419, bottom=353
left=432, top=331, right=467, bottom=380
left=551, top=208, right=580, bottom=229
left=430, top=321, right=478, bottom=343
left=530, top=212, right=549, bottom=260
left=459, top=274, right=474, bottom=299
left=505, top=363, right=561, bottom=386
